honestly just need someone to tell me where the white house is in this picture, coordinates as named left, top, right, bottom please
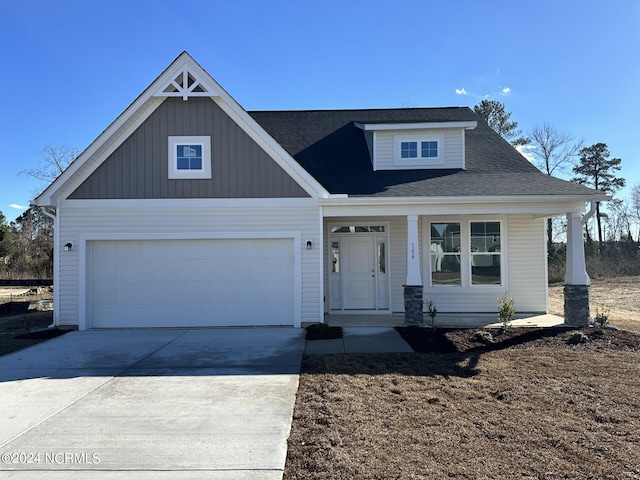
left=34, top=52, right=604, bottom=330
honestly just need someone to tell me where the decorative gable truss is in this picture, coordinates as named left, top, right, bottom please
left=155, top=66, right=214, bottom=101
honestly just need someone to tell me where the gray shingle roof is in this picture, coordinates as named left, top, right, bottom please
left=249, top=107, right=600, bottom=198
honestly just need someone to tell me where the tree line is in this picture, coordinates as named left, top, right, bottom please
left=473, top=100, right=638, bottom=249
left=0, top=146, right=75, bottom=279
left=0, top=207, right=54, bottom=279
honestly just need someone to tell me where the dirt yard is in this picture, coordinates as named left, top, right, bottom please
left=0, top=288, right=59, bottom=356
left=285, top=277, right=640, bottom=479
left=549, top=275, right=640, bottom=333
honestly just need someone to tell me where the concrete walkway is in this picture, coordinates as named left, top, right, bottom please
left=0, top=328, right=305, bottom=479
left=304, top=326, right=414, bottom=354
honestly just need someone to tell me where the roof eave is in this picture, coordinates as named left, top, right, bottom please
left=320, top=193, right=610, bottom=206
left=354, top=121, right=477, bottom=131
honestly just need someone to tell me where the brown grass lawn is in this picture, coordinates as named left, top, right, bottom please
left=549, top=276, right=640, bottom=333
left=285, top=277, right=640, bottom=479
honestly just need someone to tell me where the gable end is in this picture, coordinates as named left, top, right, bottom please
left=68, top=97, right=310, bottom=199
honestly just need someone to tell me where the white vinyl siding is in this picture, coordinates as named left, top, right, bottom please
left=57, top=200, right=321, bottom=328
left=374, top=129, right=464, bottom=170
left=507, top=215, right=547, bottom=312
left=422, top=215, right=547, bottom=313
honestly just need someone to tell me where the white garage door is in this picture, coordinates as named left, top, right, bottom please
left=89, top=238, right=295, bottom=328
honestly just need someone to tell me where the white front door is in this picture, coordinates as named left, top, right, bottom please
left=342, top=236, right=376, bottom=309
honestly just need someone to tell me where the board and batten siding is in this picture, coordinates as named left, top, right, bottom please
left=373, top=129, right=464, bottom=170
left=68, top=97, right=309, bottom=200
left=56, top=203, right=321, bottom=327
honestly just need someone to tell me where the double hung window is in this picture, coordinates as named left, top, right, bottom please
left=429, top=220, right=503, bottom=287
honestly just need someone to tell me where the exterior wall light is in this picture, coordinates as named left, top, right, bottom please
left=64, top=242, right=73, bottom=252
left=306, top=240, right=313, bottom=250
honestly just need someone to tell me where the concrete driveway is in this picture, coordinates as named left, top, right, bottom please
left=0, top=328, right=305, bottom=479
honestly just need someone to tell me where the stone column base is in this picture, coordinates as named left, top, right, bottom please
left=564, top=284, right=591, bottom=327
left=403, top=285, right=423, bottom=326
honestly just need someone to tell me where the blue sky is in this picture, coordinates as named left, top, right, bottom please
left=1, top=0, right=638, bottom=222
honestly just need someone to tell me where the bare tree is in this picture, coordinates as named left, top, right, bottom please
left=604, top=199, right=631, bottom=241
left=631, top=183, right=640, bottom=241
left=528, top=123, right=583, bottom=176
left=20, top=145, right=78, bottom=190
left=527, top=123, right=583, bottom=250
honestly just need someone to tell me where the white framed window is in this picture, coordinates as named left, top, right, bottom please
left=168, top=136, right=211, bottom=179
left=427, top=219, right=504, bottom=288
left=470, top=221, right=502, bottom=286
left=429, top=222, right=462, bottom=286
left=394, top=134, right=444, bottom=166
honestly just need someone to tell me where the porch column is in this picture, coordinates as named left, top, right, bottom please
left=564, top=212, right=591, bottom=326
left=404, top=215, right=423, bottom=326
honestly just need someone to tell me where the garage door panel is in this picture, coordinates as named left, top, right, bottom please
left=89, top=239, right=295, bottom=328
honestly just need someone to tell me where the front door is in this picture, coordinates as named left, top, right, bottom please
left=342, top=236, right=376, bottom=309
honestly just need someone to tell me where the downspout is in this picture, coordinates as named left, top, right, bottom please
left=582, top=199, right=596, bottom=224
left=39, top=205, right=58, bottom=328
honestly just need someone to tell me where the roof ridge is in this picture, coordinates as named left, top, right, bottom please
left=248, top=106, right=470, bottom=114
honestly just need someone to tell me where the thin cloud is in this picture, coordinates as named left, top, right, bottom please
left=516, top=144, right=536, bottom=163
left=455, top=88, right=467, bottom=95
left=9, top=203, right=27, bottom=210
left=500, top=87, right=511, bottom=95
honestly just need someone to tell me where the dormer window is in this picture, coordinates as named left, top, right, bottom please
left=400, top=140, right=438, bottom=159
left=395, top=134, right=444, bottom=166
left=354, top=120, right=477, bottom=171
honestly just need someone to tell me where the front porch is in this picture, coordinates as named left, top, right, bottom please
left=318, top=313, right=565, bottom=329
left=322, top=208, right=594, bottom=329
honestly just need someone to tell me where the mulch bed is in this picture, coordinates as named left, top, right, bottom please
left=305, top=324, right=343, bottom=340
left=13, top=328, right=69, bottom=340
left=396, top=325, right=640, bottom=353
left=0, top=309, right=60, bottom=356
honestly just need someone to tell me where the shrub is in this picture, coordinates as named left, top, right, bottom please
left=473, top=330, right=495, bottom=344
left=498, top=294, right=515, bottom=332
left=424, top=299, right=437, bottom=332
left=568, top=331, right=589, bottom=345
left=305, top=323, right=343, bottom=340
left=593, top=308, right=610, bottom=329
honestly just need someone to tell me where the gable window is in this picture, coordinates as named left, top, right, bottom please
left=395, top=134, right=444, bottom=166
left=168, top=136, right=211, bottom=179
